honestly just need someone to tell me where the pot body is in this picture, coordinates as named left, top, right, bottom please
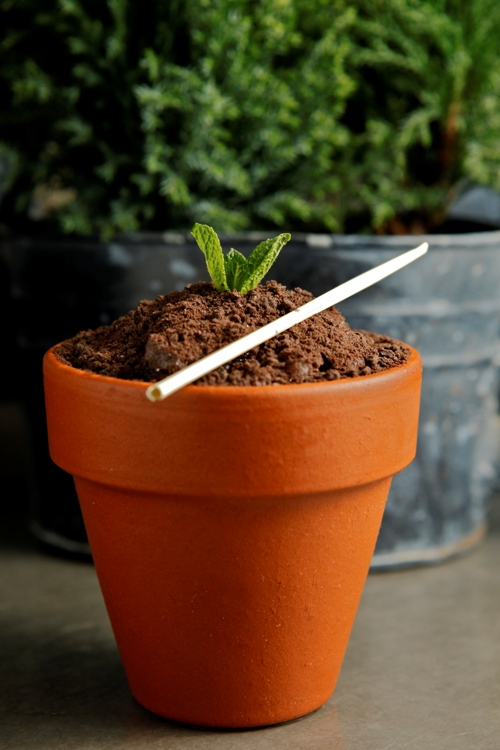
left=7, top=229, right=499, bottom=566
left=43, top=346, right=421, bottom=728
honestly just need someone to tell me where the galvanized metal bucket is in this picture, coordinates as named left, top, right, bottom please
left=270, top=231, right=500, bottom=569
left=5, top=230, right=500, bottom=568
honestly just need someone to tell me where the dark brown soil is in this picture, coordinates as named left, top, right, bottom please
left=54, top=281, right=410, bottom=386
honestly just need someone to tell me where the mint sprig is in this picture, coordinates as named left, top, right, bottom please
left=191, top=223, right=291, bottom=293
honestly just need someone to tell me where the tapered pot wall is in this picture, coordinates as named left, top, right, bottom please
left=75, top=477, right=390, bottom=727
left=43, top=346, right=422, bottom=728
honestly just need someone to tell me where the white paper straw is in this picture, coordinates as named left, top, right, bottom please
left=145, top=241, right=428, bottom=401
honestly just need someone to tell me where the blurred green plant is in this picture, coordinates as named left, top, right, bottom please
left=0, top=0, right=355, bottom=237
left=1, top=0, right=500, bottom=238
left=342, top=0, right=500, bottom=233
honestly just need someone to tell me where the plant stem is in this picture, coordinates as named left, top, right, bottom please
left=440, top=100, right=461, bottom=180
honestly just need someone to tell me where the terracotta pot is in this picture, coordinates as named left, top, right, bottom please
left=43, top=344, right=422, bottom=729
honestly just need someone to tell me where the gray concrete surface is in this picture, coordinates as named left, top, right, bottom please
left=1, top=401, right=500, bottom=749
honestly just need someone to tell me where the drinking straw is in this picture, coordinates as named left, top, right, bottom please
left=145, top=242, right=428, bottom=401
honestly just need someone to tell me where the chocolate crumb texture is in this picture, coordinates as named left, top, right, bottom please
left=55, top=281, right=410, bottom=385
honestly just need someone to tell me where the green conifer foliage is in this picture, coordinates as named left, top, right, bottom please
left=342, top=0, right=500, bottom=231
left=1, top=0, right=499, bottom=237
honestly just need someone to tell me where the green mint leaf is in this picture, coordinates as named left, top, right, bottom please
left=191, top=222, right=229, bottom=291
left=238, top=233, right=291, bottom=294
left=224, top=248, right=247, bottom=291
left=191, top=223, right=292, bottom=294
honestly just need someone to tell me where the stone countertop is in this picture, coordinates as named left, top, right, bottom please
left=1, top=401, right=500, bottom=750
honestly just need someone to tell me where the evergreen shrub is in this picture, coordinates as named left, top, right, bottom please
left=1, top=0, right=499, bottom=237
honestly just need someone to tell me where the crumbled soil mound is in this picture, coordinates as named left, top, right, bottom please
left=55, top=280, right=410, bottom=385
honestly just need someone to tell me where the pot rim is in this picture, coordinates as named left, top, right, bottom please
left=43, top=342, right=422, bottom=494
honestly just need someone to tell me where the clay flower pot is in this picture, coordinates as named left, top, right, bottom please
left=43, top=343, right=422, bottom=729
